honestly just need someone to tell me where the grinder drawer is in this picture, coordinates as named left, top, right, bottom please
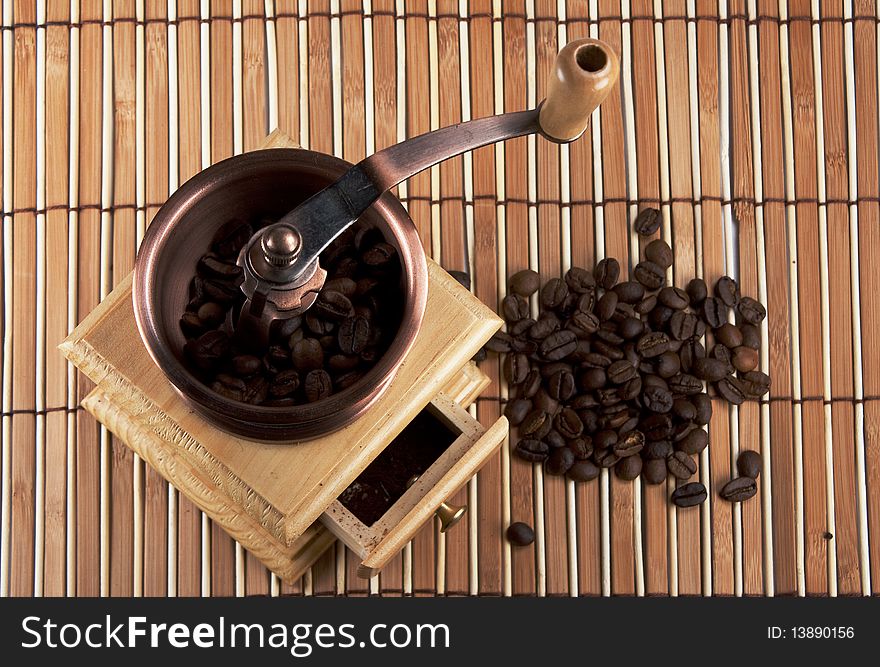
left=320, top=392, right=507, bottom=578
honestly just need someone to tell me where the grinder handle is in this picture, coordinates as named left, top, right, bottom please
left=537, top=38, right=620, bottom=143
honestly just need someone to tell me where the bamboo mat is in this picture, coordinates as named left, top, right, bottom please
left=0, top=0, right=878, bottom=598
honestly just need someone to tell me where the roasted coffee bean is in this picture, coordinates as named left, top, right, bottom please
left=568, top=310, right=600, bottom=337
left=595, top=449, right=621, bottom=468
left=546, top=447, right=575, bottom=475
left=692, top=357, right=728, bottom=383
left=658, top=286, right=688, bottom=311
left=579, top=368, right=607, bottom=392
left=539, top=361, right=572, bottom=379
left=593, top=429, right=618, bottom=450
left=645, top=239, right=674, bottom=269
left=666, top=451, right=697, bottom=480
left=714, top=323, right=743, bottom=349
left=702, top=297, right=726, bottom=329
left=504, top=398, right=533, bottom=426
left=548, top=370, right=576, bottom=400
left=593, top=341, right=624, bottom=361
left=185, top=330, right=231, bottom=372
left=607, top=360, right=638, bottom=384
left=655, top=351, right=681, bottom=379
left=642, top=385, right=673, bottom=413
left=613, top=281, right=645, bottom=304
left=520, top=369, right=542, bottom=398
left=648, top=305, right=674, bottom=330
left=486, top=331, right=514, bottom=353
left=691, top=393, right=713, bottom=425
left=502, top=294, right=530, bottom=321
left=267, top=369, right=300, bottom=398
left=668, top=311, right=698, bottom=341
left=504, top=353, right=530, bottom=385
left=196, top=301, right=226, bottom=329
left=594, top=258, right=620, bottom=289
left=304, top=369, right=332, bottom=402
left=539, top=330, right=578, bottom=360
left=685, top=278, right=708, bottom=306
left=736, top=296, right=766, bottom=325
left=510, top=318, right=536, bottom=337
left=732, top=346, right=759, bottom=373
left=619, top=316, right=644, bottom=340
left=565, top=266, right=595, bottom=293
left=292, top=338, right=324, bottom=373
left=634, top=207, right=661, bottom=236
left=668, top=373, right=703, bottom=396
left=738, top=370, right=771, bottom=399
left=274, top=315, right=304, bottom=341
left=620, top=377, right=643, bottom=401
left=679, top=340, right=705, bottom=374
left=715, top=275, right=740, bottom=307
left=305, top=314, right=336, bottom=336
left=179, top=312, right=204, bottom=338
left=515, top=439, right=548, bottom=463
left=672, top=398, right=697, bottom=421
left=211, top=374, right=246, bottom=401
left=634, top=261, right=666, bottom=290
left=313, top=290, right=354, bottom=321
left=212, top=218, right=253, bottom=258
left=637, top=331, right=670, bottom=358
left=614, top=429, right=645, bottom=457
left=506, top=522, right=535, bottom=546
left=362, top=242, right=397, bottom=267
left=337, top=316, right=370, bottom=355
left=533, top=389, right=561, bottom=416
left=672, top=482, right=707, bottom=507
left=719, top=476, right=758, bottom=502
left=642, top=374, right=670, bottom=391
left=739, top=324, right=760, bottom=350
left=577, top=406, right=600, bottom=431
left=530, top=313, right=561, bottom=340
left=241, top=375, right=269, bottom=404
left=710, top=344, right=735, bottom=374
left=331, top=256, right=360, bottom=279
left=509, top=269, right=541, bottom=297
left=546, top=430, right=567, bottom=449
left=568, top=460, right=600, bottom=482
left=568, top=436, right=594, bottom=460
left=596, top=291, right=619, bottom=321
left=520, top=409, right=550, bottom=436
left=615, top=455, right=643, bottom=481
left=640, top=414, right=673, bottom=441
left=737, top=450, right=763, bottom=479
left=555, top=408, right=584, bottom=439
left=198, top=254, right=244, bottom=284
left=635, top=294, right=658, bottom=315
left=643, top=440, right=673, bottom=460
left=676, top=427, right=708, bottom=455
left=203, top=278, right=239, bottom=305
left=715, top=375, right=746, bottom=405
left=231, top=354, right=261, bottom=376
left=643, top=459, right=668, bottom=485
left=511, top=337, right=538, bottom=355
left=540, top=278, right=569, bottom=309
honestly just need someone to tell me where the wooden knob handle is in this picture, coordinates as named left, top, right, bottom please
left=538, top=38, right=620, bottom=143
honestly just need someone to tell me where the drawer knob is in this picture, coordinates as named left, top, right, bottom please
left=407, top=475, right=467, bottom=533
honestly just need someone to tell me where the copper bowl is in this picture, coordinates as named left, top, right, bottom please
left=133, top=149, right=428, bottom=441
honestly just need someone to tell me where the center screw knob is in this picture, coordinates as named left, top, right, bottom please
left=261, top=223, right=302, bottom=267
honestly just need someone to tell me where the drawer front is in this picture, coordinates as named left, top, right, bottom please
left=320, top=393, right=508, bottom=578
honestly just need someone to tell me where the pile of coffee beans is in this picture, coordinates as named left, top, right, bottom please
left=485, top=208, right=771, bottom=508
left=179, top=217, right=403, bottom=406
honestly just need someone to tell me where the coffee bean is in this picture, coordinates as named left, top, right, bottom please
left=634, top=207, right=661, bottom=236
left=710, top=344, right=735, bottom=375
left=179, top=312, right=204, bottom=338
left=666, top=451, right=697, bottom=480
left=555, top=408, right=584, bottom=439
left=676, top=427, right=708, bottom=455
left=732, top=346, right=758, bottom=373
left=671, top=482, right=707, bottom=507
left=595, top=449, right=621, bottom=468
left=196, top=301, right=226, bottom=329
left=568, top=460, right=600, bottom=482
left=504, top=398, right=533, bottom=425
left=643, top=459, right=668, bottom=484
left=506, top=522, right=535, bottom=546
left=511, top=337, right=538, bottom=355
left=529, top=315, right=559, bottom=340
left=314, top=290, right=354, bottom=321
left=515, top=439, right=549, bottom=462
left=303, top=369, right=332, bottom=402
left=679, top=340, right=705, bottom=374
left=643, top=440, right=673, bottom=460
left=546, top=447, right=575, bottom=475
left=203, top=278, right=239, bottom=305
left=615, top=455, right=643, bottom=481
left=719, top=476, right=757, bottom=502
left=447, top=270, right=471, bottom=290
left=637, top=331, right=670, bottom=358
left=614, top=430, right=645, bottom=457
left=568, top=436, right=594, bottom=459
left=594, top=258, right=620, bottom=289
left=672, top=398, right=697, bottom=421
left=502, top=294, right=530, bottom=321
left=669, top=311, right=698, bottom=340
left=683, top=278, right=706, bottom=307
left=362, top=242, right=397, bottom=267
left=486, top=331, right=514, bottom=353
left=640, top=414, right=673, bottom=441
left=292, top=338, right=324, bottom=373
left=541, top=278, right=569, bottom=309
left=645, top=239, right=673, bottom=269
left=715, top=276, right=740, bottom=307
left=212, top=218, right=253, bottom=258
left=740, top=324, right=761, bottom=350
left=655, top=351, right=681, bottom=379
left=241, top=375, right=269, bottom=404
left=692, top=357, right=728, bottom=383
left=230, top=354, right=261, bottom=376
left=568, top=310, right=600, bottom=337
left=510, top=269, right=541, bottom=297
left=539, top=330, right=578, bottom=360
left=510, top=318, right=536, bottom=337
left=596, top=291, right=619, bottom=321
left=337, top=316, right=370, bottom=355
left=738, top=370, right=771, bottom=399
left=185, top=330, right=231, bottom=372
left=546, top=430, right=566, bottom=449
left=636, top=294, right=658, bottom=315
left=267, top=369, right=300, bottom=398
left=504, top=353, right=530, bottom=385
left=518, top=369, right=541, bottom=399
left=619, top=316, right=644, bottom=340
left=548, top=370, right=576, bottom=401
left=714, top=323, right=743, bottom=349
left=211, top=373, right=246, bottom=401
left=642, top=385, right=673, bottom=413
left=533, top=389, right=560, bottom=416
left=604, top=360, right=635, bottom=385
left=648, top=305, right=673, bottom=330
left=736, top=296, right=766, bottom=325
left=520, top=409, right=550, bottom=436
left=613, top=281, right=645, bottom=304
left=715, top=376, right=745, bottom=405
left=669, top=373, right=703, bottom=396
left=702, top=297, right=726, bottom=329
left=635, top=261, right=666, bottom=290
left=691, top=393, right=713, bottom=425
left=737, top=450, right=763, bottom=479
left=564, top=266, right=596, bottom=293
